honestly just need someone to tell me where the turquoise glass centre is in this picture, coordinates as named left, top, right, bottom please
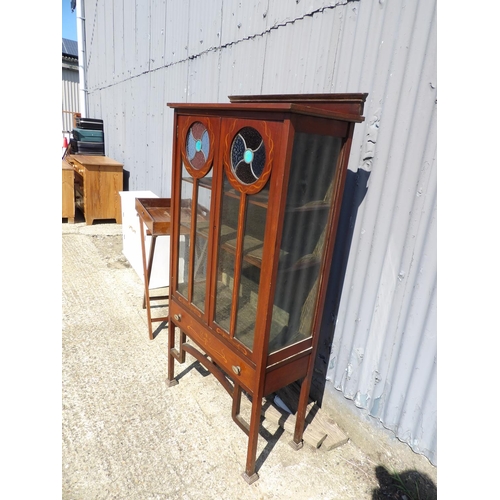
left=244, top=149, right=254, bottom=163
left=195, top=139, right=202, bottom=152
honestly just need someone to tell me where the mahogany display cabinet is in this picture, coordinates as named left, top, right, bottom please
left=166, top=94, right=367, bottom=483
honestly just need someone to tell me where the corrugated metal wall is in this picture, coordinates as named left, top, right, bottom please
left=62, top=64, right=80, bottom=133
left=82, top=0, right=437, bottom=465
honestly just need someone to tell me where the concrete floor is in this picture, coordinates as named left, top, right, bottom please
left=62, top=217, right=435, bottom=499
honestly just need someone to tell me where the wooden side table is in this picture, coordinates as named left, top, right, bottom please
left=68, top=154, right=123, bottom=225
left=62, top=159, right=75, bottom=223
left=135, top=197, right=172, bottom=340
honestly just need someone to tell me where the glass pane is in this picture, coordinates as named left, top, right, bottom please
left=214, top=174, right=239, bottom=333
left=234, top=185, right=269, bottom=350
left=177, top=162, right=192, bottom=299
left=231, top=127, right=266, bottom=185
left=269, top=133, right=342, bottom=353
left=186, top=121, right=210, bottom=170
left=192, top=174, right=212, bottom=312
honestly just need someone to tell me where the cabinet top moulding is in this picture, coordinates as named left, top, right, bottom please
left=167, top=94, right=367, bottom=123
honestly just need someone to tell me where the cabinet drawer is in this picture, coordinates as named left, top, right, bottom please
left=170, top=300, right=256, bottom=392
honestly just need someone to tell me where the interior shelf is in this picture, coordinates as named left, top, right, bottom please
left=224, top=187, right=269, bottom=209
left=182, top=176, right=213, bottom=190
left=286, top=200, right=331, bottom=212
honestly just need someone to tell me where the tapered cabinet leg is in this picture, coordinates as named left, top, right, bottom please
left=241, top=393, right=263, bottom=484
left=291, top=375, right=313, bottom=450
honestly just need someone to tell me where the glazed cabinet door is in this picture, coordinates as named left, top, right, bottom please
left=209, top=119, right=282, bottom=359
left=171, top=116, right=220, bottom=320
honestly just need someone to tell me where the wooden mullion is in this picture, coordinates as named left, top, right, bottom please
left=187, top=178, right=199, bottom=304
left=207, top=119, right=224, bottom=328
left=201, top=174, right=214, bottom=324
left=229, top=192, right=247, bottom=338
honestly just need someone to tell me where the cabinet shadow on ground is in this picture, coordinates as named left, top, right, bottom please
left=172, top=359, right=211, bottom=381
left=371, top=465, right=437, bottom=500
left=171, top=359, right=285, bottom=474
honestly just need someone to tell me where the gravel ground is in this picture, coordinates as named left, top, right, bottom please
left=61, top=216, right=437, bottom=500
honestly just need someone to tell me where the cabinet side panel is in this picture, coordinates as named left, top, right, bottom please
left=269, top=133, right=342, bottom=354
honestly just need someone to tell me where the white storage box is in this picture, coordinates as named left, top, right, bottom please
left=119, top=190, right=170, bottom=289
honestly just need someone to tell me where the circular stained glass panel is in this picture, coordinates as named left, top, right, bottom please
left=186, top=121, right=210, bottom=170
left=230, top=127, right=266, bottom=185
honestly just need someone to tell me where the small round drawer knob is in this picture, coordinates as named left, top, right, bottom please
left=232, top=365, right=241, bottom=375
left=174, top=314, right=182, bottom=321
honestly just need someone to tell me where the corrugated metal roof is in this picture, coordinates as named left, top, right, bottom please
left=62, top=38, right=78, bottom=58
